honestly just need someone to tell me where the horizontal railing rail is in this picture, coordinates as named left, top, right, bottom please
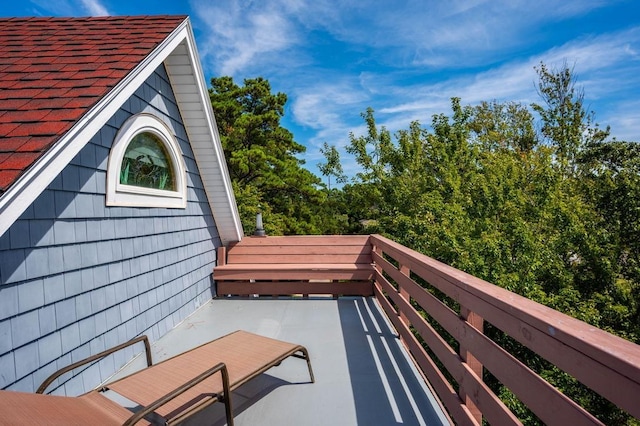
left=369, top=234, right=640, bottom=425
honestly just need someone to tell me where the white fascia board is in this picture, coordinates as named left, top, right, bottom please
left=0, top=18, right=191, bottom=238
left=168, top=21, right=244, bottom=244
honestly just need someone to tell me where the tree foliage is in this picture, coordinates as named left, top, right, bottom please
left=532, top=62, right=609, bottom=173
left=209, top=76, right=342, bottom=235
left=338, top=64, right=639, bottom=424
left=318, top=142, right=346, bottom=190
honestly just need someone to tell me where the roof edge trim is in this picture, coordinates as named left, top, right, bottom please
left=181, top=21, right=243, bottom=243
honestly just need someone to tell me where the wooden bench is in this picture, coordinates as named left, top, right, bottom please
left=214, top=235, right=375, bottom=297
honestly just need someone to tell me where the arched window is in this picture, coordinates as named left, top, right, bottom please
left=107, top=113, right=187, bottom=208
left=120, top=132, right=176, bottom=191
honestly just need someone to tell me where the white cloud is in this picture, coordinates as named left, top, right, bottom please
left=28, top=0, right=109, bottom=16
left=598, top=96, right=640, bottom=142
left=191, top=0, right=303, bottom=76
left=291, top=81, right=368, bottom=129
left=79, top=0, right=109, bottom=16
left=191, top=0, right=614, bottom=77
left=291, top=85, right=367, bottom=157
left=299, top=24, right=640, bottom=176
left=285, top=0, right=612, bottom=70
left=375, top=27, right=640, bottom=123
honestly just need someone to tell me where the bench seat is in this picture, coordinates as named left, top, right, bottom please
left=213, top=235, right=375, bottom=296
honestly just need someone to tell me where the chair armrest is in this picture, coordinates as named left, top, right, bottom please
left=122, top=362, right=233, bottom=426
left=36, top=335, right=152, bottom=394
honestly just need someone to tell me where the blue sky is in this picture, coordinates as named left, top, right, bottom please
left=3, top=0, right=639, bottom=179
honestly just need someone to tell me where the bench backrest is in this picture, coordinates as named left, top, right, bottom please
left=224, top=235, right=372, bottom=265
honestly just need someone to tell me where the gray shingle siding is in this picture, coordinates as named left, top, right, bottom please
left=0, top=64, right=220, bottom=394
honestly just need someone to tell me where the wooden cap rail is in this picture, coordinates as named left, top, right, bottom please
left=369, top=234, right=640, bottom=425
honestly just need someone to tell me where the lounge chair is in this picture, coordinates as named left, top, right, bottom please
left=0, top=330, right=314, bottom=425
left=0, top=390, right=155, bottom=425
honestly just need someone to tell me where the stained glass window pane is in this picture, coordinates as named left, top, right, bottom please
left=119, top=132, right=176, bottom=191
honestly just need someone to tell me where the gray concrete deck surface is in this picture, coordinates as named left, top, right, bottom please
left=107, top=297, right=450, bottom=426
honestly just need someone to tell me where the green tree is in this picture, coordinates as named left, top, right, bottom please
left=531, top=62, right=609, bottom=174
left=209, top=76, right=331, bottom=235
left=342, top=87, right=637, bottom=423
left=469, top=100, right=538, bottom=152
left=208, top=68, right=638, bottom=422
left=318, top=142, right=346, bottom=190
left=578, top=140, right=640, bottom=340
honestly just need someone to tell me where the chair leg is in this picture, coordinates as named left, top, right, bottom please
left=220, top=366, right=234, bottom=426
left=291, top=347, right=315, bottom=383
left=302, top=348, right=315, bottom=383
left=221, top=393, right=234, bottom=426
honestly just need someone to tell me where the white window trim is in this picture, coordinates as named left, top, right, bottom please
left=106, top=113, right=187, bottom=208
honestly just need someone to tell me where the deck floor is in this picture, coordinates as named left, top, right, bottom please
left=108, top=297, right=450, bottom=425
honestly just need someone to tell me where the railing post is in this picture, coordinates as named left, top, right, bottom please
left=371, top=239, right=381, bottom=278
left=398, top=263, right=411, bottom=329
left=371, top=238, right=384, bottom=305
left=217, top=246, right=227, bottom=266
left=459, top=306, right=483, bottom=424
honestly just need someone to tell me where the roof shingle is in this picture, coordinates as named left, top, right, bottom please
left=0, top=15, right=187, bottom=194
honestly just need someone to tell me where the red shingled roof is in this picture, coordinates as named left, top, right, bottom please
left=0, top=15, right=187, bottom=194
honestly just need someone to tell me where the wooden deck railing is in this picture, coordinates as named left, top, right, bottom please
left=370, top=234, right=640, bottom=425
left=213, top=234, right=640, bottom=424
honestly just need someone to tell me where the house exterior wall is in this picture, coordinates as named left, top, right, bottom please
left=0, top=64, right=220, bottom=395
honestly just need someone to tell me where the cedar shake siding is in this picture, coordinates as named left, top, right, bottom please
left=0, top=64, right=220, bottom=395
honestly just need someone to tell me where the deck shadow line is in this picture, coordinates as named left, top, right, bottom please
left=337, top=296, right=449, bottom=426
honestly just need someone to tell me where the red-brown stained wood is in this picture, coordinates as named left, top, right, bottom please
left=230, top=235, right=370, bottom=246
left=372, top=235, right=639, bottom=378
left=376, top=271, right=522, bottom=425
left=370, top=234, right=640, bottom=422
left=216, top=280, right=373, bottom=296
left=459, top=307, right=483, bottom=425
left=227, top=243, right=372, bottom=256
left=377, top=251, right=638, bottom=419
left=227, top=253, right=373, bottom=264
left=374, top=283, right=482, bottom=426
left=225, top=237, right=372, bottom=265
left=215, top=263, right=374, bottom=281
left=214, top=236, right=375, bottom=297
left=376, top=254, right=601, bottom=424
left=216, top=246, right=226, bottom=266
left=398, top=263, right=411, bottom=329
